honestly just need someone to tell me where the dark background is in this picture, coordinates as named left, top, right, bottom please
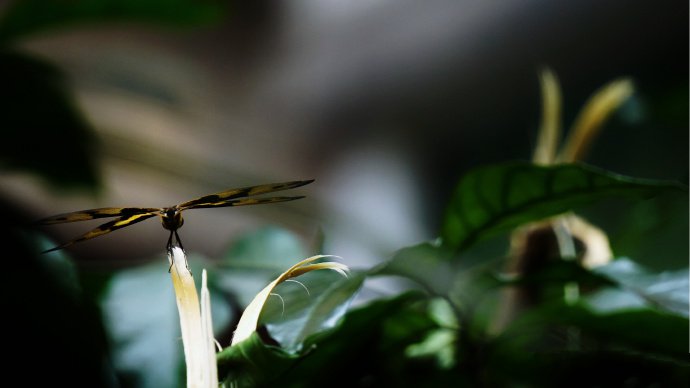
left=1, top=0, right=687, bottom=268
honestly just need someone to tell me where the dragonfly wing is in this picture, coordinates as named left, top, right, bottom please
left=42, top=212, right=159, bottom=253
left=180, top=196, right=306, bottom=210
left=38, top=207, right=161, bottom=225
left=178, top=179, right=314, bottom=210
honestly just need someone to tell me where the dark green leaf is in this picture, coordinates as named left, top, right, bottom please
left=0, top=0, right=224, bottom=42
left=0, top=49, right=99, bottom=189
left=374, top=241, right=505, bottom=322
left=373, top=241, right=456, bottom=295
left=263, top=271, right=365, bottom=353
left=217, top=333, right=301, bottom=387
left=487, top=347, right=690, bottom=387
left=489, top=300, right=690, bottom=386
left=218, top=292, right=452, bottom=387
left=563, top=305, right=688, bottom=356
left=441, top=162, right=686, bottom=251
left=579, top=191, right=688, bottom=270
left=500, top=301, right=689, bottom=358
left=1, top=201, right=113, bottom=385
left=497, top=259, right=615, bottom=289
left=282, top=292, right=448, bottom=387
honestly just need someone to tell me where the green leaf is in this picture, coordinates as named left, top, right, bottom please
left=2, top=203, right=114, bottom=385
left=218, top=292, right=449, bottom=387
left=373, top=241, right=456, bottom=295
left=489, top=299, right=690, bottom=385
left=572, top=308, right=688, bottom=357
left=565, top=306, right=688, bottom=357
left=281, top=292, right=447, bottom=387
left=578, top=190, right=688, bottom=269
left=263, top=270, right=365, bottom=353
left=441, top=162, right=686, bottom=251
left=591, top=258, right=688, bottom=317
left=217, top=333, right=301, bottom=387
left=497, top=259, right=615, bottom=290
left=0, top=0, right=224, bottom=42
left=500, top=301, right=689, bottom=358
left=488, top=346, right=690, bottom=387
left=0, top=49, right=99, bottom=189
left=100, top=261, right=182, bottom=388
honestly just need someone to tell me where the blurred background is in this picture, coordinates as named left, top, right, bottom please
left=1, top=0, right=687, bottom=269
left=0, top=1, right=687, bottom=386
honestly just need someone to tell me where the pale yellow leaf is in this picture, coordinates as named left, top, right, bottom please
left=231, top=255, right=348, bottom=346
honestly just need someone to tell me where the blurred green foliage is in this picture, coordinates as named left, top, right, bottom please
left=214, top=164, right=688, bottom=387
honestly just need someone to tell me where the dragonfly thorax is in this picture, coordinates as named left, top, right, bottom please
left=161, top=207, right=184, bottom=231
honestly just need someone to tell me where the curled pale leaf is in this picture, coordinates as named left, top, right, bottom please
left=533, top=68, right=562, bottom=165
left=231, top=255, right=348, bottom=346
left=558, top=78, right=634, bottom=163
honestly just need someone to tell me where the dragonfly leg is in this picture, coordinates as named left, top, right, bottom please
left=166, top=231, right=174, bottom=252
left=167, top=231, right=174, bottom=272
left=175, top=231, right=192, bottom=274
left=174, top=230, right=186, bottom=252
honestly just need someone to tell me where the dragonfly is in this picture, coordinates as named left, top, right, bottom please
left=38, top=179, right=314, bottom=255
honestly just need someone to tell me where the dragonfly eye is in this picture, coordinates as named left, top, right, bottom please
left=165, top=209, right=177, bottom=218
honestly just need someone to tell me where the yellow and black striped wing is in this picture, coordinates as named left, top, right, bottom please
left=42, top=211, right=160, bottom=253
left=177, top=196, right=306, bottom=210
left=177, top=179, right=314, bottom=210
left=38, top=207, right=161, bottom=225
left=38, top=179, right=314, bottom=252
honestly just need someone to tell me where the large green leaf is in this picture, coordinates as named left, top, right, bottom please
left=0, top=49, right=99, bottom=189
left=441, top=162, right=686, bottom=251
left=217, top=332, right=302, bottom=387
left=490, top=301, right=690, bottom=386
left=488, top=343, right=690, bottom=387
left=218, top=292, right=447, bottom=387
left=372, top=241, right=456, bottom=295
left=499, top=300, right=688, bottom=358
left=373, top=241, right=505, bottom=326
left=99, top=261, right=181, bottom=388
left=566, top=307, right=689, bottom=356
left=281, top=292, right=447, bottom=387
left=0, top=0, right=224, bottom=42
left=263, top=271, right=365, bottom=353
left=591, top=258, right=688, bottom=317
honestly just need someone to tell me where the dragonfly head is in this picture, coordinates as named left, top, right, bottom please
left=161, top=207, right=184, bottom=230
